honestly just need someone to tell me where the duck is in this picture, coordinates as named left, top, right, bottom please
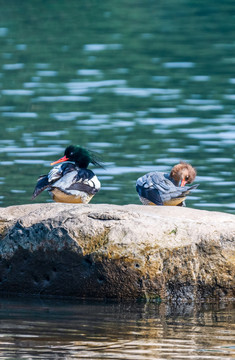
left=136, top=161, right=198, bottom=206
left=32, top=145, right=103, bottom=204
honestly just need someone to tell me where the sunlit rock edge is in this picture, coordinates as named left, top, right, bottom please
left=0, top=203, right=234, bottom=303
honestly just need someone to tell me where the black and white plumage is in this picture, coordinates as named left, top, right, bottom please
left=32, top=145, right=102, bottom=204
left=136, top=162, right=198, bottom=206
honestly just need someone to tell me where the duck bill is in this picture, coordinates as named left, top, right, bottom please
left=180, top=178, right=186, bottom=187
left=51, top=155, right=69, bottom=166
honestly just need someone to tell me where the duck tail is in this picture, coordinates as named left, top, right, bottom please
left=31, top=175, right=50, bottom=200
left=181, top=183, right=199, bottom=196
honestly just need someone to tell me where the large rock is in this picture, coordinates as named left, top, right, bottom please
left=0, top=203, right=234, bottom=302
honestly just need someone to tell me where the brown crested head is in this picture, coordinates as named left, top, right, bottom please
left=170, top=161, right=196, bottom=186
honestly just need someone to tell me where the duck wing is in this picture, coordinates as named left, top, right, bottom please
left=32, top=162, right=76, bottom=200
left=51, top=168, right=101, bottom=196
left=136, top=172, right=172, bottom=205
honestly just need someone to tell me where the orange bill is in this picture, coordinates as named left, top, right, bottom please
left=51, top=155, right=69, bottom=166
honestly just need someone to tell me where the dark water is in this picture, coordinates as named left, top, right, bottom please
left=0, top=0, right=235, bottom=212
left=0, top=296, right=234, bottom=360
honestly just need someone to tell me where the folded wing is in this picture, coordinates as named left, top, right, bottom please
left=136, top=171, right=198, bottom=205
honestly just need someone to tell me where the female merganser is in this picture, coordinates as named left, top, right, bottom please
left=32, top=145, right=103, bottom=204
left=136, top=162, right=198, bottom=206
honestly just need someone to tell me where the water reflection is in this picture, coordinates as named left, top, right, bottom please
left=0, top=296, right=234, bottom=360
left=0, top=0, right=235, bottom=212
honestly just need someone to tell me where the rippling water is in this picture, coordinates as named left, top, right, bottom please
left=0, top=296, right=233, bottom=360
left=0, top=1, right=235, bottom=212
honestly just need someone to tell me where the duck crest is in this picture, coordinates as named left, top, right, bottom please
left=65, top=145, right=104, bottom=169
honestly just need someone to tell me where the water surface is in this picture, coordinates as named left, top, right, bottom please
left=0, top=0, right=235, bottom=212
left=0, top=296, right=234, bottom=360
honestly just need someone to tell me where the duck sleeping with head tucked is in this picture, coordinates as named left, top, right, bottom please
left=136, top=161, right=198, bottom=206
left=32, top=145, right=102, bottom=204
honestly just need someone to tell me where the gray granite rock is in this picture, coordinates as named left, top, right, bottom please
left=0, top=203, right=234, bottom=302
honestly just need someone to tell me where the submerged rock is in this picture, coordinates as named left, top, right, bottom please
left=0, top=203, right=234, bottom=302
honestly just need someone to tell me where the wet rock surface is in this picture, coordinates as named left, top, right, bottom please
left=0, top=203, right=234, bottom=302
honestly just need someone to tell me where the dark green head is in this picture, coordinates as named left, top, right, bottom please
left=51, top=145, right=103, bottom=169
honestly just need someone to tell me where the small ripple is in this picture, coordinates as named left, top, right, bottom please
left=0, top=161, right=14, bottom=165
left=112, top=112, right=133, bottom=118
left=149, top=107, right=177, bottom=114
left=87, top=142, right=112, bottom=148
left=156, top=157, right=183, bottom=165
left=224, top=94, right=235, bottom=100
left=77, top=69, right=103, bottom=76
left=179, top=104, right=224, bottom=111
left=155, top=94, right=181, bottom=101
left=0, top=106, right=15, bottom=111
left=224, top=203, right=235, bottom=208
left=209, top=115, right=235, bottom=123
left=190, top=75, right=211, bottom=82
left=113, top=87, right=180, bottom=97
left=2, top=112, right=38, bottom=118
left=83, top=43, right=122, bottom=51
left=138, top=117, right=197, bottom=126
left=2, top=63, right=24, bottom=70
left=212, top=181, right=235, bottom=185
left=36, top=131, right=67, bottom=136
left=163, top=62, right=195, bottom=68
left=76, top=125, right=110, bottom=131
left=207, top=158, right=234, bottom=163
left=66, top=79, right=126, bottom=91
left=187, top=133, right=219, bottom=139
left=12, top=152, right=58, bottom=158
left=14, top=159, right=46, bottom=164
left=167, top=148, right=186, bottom=153
left=37, top=140, right=68, bottom=145
left=2, top=89, right=34, bottom=96
left=10, top=189, right=26, bottom=194
left=24, top=82, right=57, bottom=88
left=102, top=186, right=120, bottom=191
left=114, top=120, right=134, bottom=127
left=36, top=70, right=58, bottom=76
left=197, top=176, right=223, bottom=182
left=51, top=112, right=92, bottom=121
left=96, top=166, right=158, bottom=175
left=78, top=118, right=108, bottom=125
left=185, top=99, right=220, bottom=105
left=32, top=95, right=91, bottom=102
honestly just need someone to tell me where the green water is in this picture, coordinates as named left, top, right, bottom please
left=0, top=0, right=235, bottom=211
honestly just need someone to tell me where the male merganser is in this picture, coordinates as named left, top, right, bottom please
left=32, top=145, right=103, bottom=204
left=136, top=162, right=198, bottom=206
